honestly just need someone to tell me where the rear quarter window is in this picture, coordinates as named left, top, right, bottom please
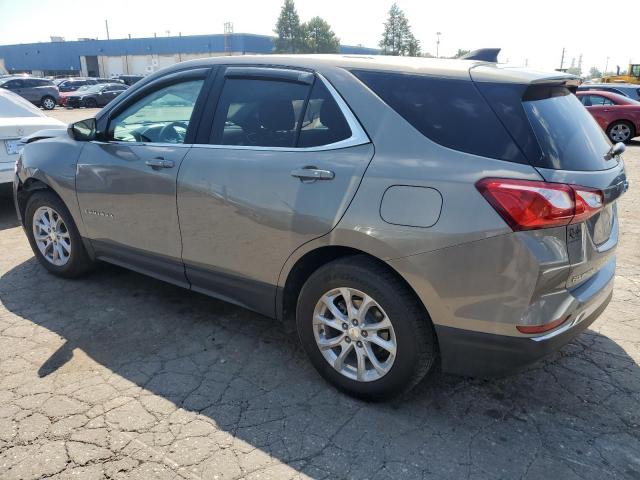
left=351, top=70, right=526, bottom=163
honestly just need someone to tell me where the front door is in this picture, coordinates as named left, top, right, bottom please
left=177, top=67, right=373, bottom=315
left=76, top=75, right=207, bottom=285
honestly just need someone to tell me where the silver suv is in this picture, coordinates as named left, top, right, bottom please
left=13, top=55, right=627, bottom=399
left=0, top=76, right=59, bottom=110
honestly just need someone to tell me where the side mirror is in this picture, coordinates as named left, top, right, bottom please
left=605, top=142, right=625, bottom=160
left=68, top=118, right=96, bottom=141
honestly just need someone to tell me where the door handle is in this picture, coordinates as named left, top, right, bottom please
left=145, top=158, right=174, bottom=169
left=290, top=167, right=335, bottom=181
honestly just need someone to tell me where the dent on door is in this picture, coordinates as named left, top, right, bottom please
left=177, top=143, right=375, bottom=315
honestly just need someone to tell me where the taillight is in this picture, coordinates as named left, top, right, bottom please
left=476, top=178, right=604, bottom=231
left=516, top=315, right=569, bottom=334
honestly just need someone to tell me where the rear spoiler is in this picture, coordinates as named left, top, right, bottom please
left=461, top=48, right=501, bottom=63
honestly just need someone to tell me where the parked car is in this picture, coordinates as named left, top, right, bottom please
left=0, top=76, right=59, bottom=110
left=64, top=83, right=128, bottom=108
left=0, top=89, right=64, bottom=184
left=576, top=90, right=640, bottom=143
left=14, top=55, right=627, bottom=399
left=578, top=83, right=640, bottom=101
left=56, top=77, right=97, bottom=93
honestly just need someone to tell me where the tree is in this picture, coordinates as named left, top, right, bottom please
left=301, top=17, right=340, bottom=53
left=589, top=66, right=602, bottom=79
left=452, top=49, right=470, bottom=59
left=274, top=0, right=303, bottom=53
left=379, top=3, right=421, bottom=56
left=566, top=66, right=582, bottom=76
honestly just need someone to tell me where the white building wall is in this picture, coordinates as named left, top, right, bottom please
left=97, top=52, right=245, bottom=78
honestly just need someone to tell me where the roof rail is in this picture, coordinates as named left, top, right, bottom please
left=460, top=48, right=501, bottom=63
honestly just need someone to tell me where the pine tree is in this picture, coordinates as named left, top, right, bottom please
left=301, top=17, right=340, bottom=54
left=379, top=3, right=421, bottom=57
left=274, top=0, right=303, bottom=53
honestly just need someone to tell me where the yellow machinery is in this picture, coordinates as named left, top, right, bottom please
left=602, top=64, right=640, bottom=84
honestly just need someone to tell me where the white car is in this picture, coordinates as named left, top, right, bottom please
left=0, top=89, right=64, bottom=184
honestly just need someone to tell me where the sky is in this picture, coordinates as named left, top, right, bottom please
left=0, top=0, right=636, bottom=74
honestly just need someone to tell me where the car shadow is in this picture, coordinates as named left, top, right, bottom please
left=1, top=254, right=639, bottom=478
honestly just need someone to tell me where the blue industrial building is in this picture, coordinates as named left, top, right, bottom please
left=0, top=33, right=379, bottom=77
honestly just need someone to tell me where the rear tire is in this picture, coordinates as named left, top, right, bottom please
left=41, top=96, right=56, bottom=110
left=296, top=255, right=437, bottom=401
left=607, top=121, right=635, bottom=143
left=24, top=191, right=94, bottom=278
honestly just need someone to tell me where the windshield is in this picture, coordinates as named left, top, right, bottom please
left=523, top=88, right=612, bottom=171
left=0, top=90, right=46, bottom=118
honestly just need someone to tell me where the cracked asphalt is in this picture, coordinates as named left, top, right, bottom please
left=0, top=108, right=638, bottom=479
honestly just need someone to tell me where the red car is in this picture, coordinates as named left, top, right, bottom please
left=576, top=90, right=640, bottom=143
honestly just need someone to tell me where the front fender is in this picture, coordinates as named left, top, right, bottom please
left=17, top=136, right=86, bottom=236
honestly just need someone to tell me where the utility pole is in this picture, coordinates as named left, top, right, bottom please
left=224, top=22, right=234, bottom=55
left=559, top=47, right=565, bottom=70
left=436, top=32, right=441, bottom=58
left=604, top=56, right=610, bottom=75
left=105, top=20, right=110, bottom=40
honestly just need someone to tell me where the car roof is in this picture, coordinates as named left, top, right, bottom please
left=154, top=54, right=578, bottom=84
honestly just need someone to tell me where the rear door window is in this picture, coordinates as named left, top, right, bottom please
left=210, top=78, right=309, bottom=148
left=210, top=75, right=353, bottom=149
left=298, top=80, right=351, bottom=148
left=352, top=70, right=526, bottom=163
left=588, top=95, right=615, bottom=106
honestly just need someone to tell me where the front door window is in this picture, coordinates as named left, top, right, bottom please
left=109, top=79, right=204, bottom=144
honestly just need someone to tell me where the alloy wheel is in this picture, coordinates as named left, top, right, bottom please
left=42, top=97, right=55, bottom=110
left=313, top=287, right=397, bottom=382
left=610, top=123, right=631, bottom=143
left=32, top=206, right=71, bottom=266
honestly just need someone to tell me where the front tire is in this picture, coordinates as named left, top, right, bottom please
left=41, top=96, right=56, bottom=110
left=607, top=121, right=635, bottom=144
left=296, top=256, right=437, bottom=400
left=24, top=191, right=94, bottom=278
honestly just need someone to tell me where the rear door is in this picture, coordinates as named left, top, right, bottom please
left=177, top=66, right=373, bottom=315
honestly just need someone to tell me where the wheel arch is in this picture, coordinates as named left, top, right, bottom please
left=277, top=244, right=436, bottom=340
left=15, top=177, right=58, bottom=225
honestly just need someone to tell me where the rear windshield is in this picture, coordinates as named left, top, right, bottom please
left=352, top=70, right=526, bottom=163
left=522, top=87, right=612, bottom=171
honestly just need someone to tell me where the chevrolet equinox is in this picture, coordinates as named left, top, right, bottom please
left=13, top=53, right=628, bottom=400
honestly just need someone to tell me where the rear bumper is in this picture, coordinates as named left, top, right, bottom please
left=436, top=278, right=613, bottom=378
